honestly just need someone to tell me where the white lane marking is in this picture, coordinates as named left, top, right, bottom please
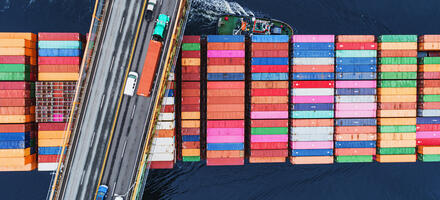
left=100, top=94, right=106, bottom=110
left=110, top=56, right=115, bottom=71
left=79, top=170, right=85, bottom=185
left=131, top=105, right=136, bottom=119
left=121, top=140, right=128, bottom=158
left=90, top=131, right=96, bottom=147
left=111, top=182, right=117, bottom=197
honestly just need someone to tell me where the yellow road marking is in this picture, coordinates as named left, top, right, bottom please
left=93, top=0, right=149, bottom=199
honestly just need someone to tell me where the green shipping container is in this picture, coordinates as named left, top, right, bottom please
left=0, top=72, right=33, bottom=81
left=38, top=41, right=82, bottom=49
left=0, top=64, right=31, bottom=72
left=182, top=156, right=200, bottom=162
left=336, top=50, right=377, bottom=57
left=335, top=155, right=373, bottom=163
left=379, top=125, right=416, bottom=133
left=419, top=57, right=440, bottom=64
left=378, top=72, right=417, bottom=80
left=251, top=127, right=288, bottom=135
left=291, top=111, right=334, bottom=119
left=378, top=57, right=417, bottom=65
left=182, top=43, right=200, bottom=51
left=420, top=95, right=440, bottom=102
left=418, top=154, right=440, bottom=162
left=377, top=147, right=415, bottom=155
left=378, top=80, right=417, bottom=88
left=378, top=35, right=418, bottom=43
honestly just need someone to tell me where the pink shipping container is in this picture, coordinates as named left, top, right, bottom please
left=207, top=136, right=245, bottom=143
left=336, top=80, right=376, bottom=88
left=416, top=132, right=440, bottom=139
left=335, top=111, right=377, bottom=118
left=290, top=141, right=334, bottom=149
left=38, top=123, right=66, bottom=131
left=335, top=103, right=377, bottom=111
left=206, top=120, right=244, bottom=128
left=207, top=50, right=245, bottom=58
left=293, top=35, right=335, bottom=43
left=0, top=82, right=31, bottom=90
left=251, top=65, right=289, bottom=73
left=0, top=56, right=30, bottom=64
left=38, top=33, right=81, bottom=41
left=38, top=57, right=81, bottom=65
left=250, top=111, right=288, bottom=119
left=291, top=96, right=334, bottom=103
left=251, top=135, right=288, bottom=143
left=207, top=128, right=244, bottom=136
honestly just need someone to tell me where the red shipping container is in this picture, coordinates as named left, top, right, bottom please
left=419, top=72, right=440, bottom=79
left=207, top=89, right=244, bottom=97
left=181, top=97, right=200, bottom=104
left=207, top=96, right=244, bottom=104
left=150, top=161, right=174, bottom=169
left=251, top=65, right=289, bottom=73
left=418, top=102, right=440, bottom=109
left=38, top=123, right=66, bottom=131
left=181, top=51, right=201, bottom=58
left=0, top=99, right=33, bottom=107
left=428, top=52, right=440, bottom=57
left=379, top=50, right=418, bottom=57
left=291, top=65, right=334, bottom=73
left=251, top=104, right=288, bottom=111
left=181, top=66, right=200, bottom=73
left=182, top=141, right=200, bottom=149
left=207, top=120, right=244, bottom=128
left=181, top=82, right=200, bottom=89
left=181, top=104, right=200, bottom=112
left=207, top=81, right=244, bottom=89
left=250, top=142, right=288, bottom=149
left=207, top=43, right=245, bottom=50
left=207, top=57, right=245, bottom=65
left=163, top=105, right=174, bottom=113
left=38, top=65, right=79, bottom=73
left=0, top=82, right=30, bottom=90
left=0, top=56, right=30, bottom=64
left=38, top=33, right=81, bottom=41
left=38, top=155, right=60, bottom=163
left=206, top=111, right=244, bottom=120
left=252, top=50, right=289, bottom=57
left=378, top=102, right=417, bottom=110
left=292, top=81, right=334, bottom=88
left=0, top=123, right=33, bottom=132
left=0, top=90, right=31, bottom=98
left=418, top=80, right=440, bottom=87
left=416, top=124, right=440, bottom=132
left=251, top=119, right=288, bottom=127
left=38, top=57, right=81, bottom=65
left=182, top=36, right=200, bottom=43
left=181, top=89, right=200, bottom=97
left=417, top=139, right=440, bottom=146
left=181, top=128, right=200, bottom=135
left=206, top=158, right=244, bottom=166
left=251, top=88, right=288, bottom=96
left=336, top=42, right=377, bottom=50
left=250, top=149, right=288, bottom=157
left=181, top=73, right=200, bottom=81
left=251, top=43, right=289, bottom=50
left=334, top=148, right=376, bottom=156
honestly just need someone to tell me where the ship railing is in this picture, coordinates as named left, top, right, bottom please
left=46, top=0, right=109, bottom=199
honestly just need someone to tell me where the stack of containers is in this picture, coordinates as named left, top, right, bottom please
left=0, top=33, right=37, bottom=171
left=206, top=35, right=245, bottom=166
left=334, top=35, right=377, bottom=163
left=149, top=73, right=176, bottom=169
left=37, top=123, right=64, bottom=170
left=376, top=35, right=418, bottom=163
left=416, top=35, right=440, bottom=162
left=180, top=36, right=201, bottom=162
left=249, top=35, right=289, bottom=163
left=290, top=35, right=335, bottom=165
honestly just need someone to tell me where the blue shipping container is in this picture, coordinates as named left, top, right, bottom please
left=38, top=41, right=82, bottom=49
left=416, top=117, right=440, bottom=124
left=38, top=147, right=62, bottom=155
left=251, top=57, right=289, bottom=65
left=336, top=65, right=377, bottom=73
left=165, top=89, right=174, bottom=97
left=335, top=118, right=377, bottom=126
left=293, top=43, right=334, bottom=50
left=0, top=140, right=30, bottom=149
left=336, top=57, right=376, bottom=65
left=207, top=73, right=245, bottom=81
left=335, top=88, right=377, bottom=95
left=336, top=72, right=377, bottom=80
left=293, top=50, right=335, bottom=58
left=252, top=35, right=289, bottom=43
left=182, top=135, right=200, bottom=142
left=291, top=103, right=334, bottom=111
left=207, top=143, right=244, bottom=151
left=335, top=141, right=376, bottom=148
left=38, top=49, right=81, bottom=57
left=0, top=132, right=31, bottom=141
left=207, top=35, right=245, bottom=43
left=292, top=149, right=334, bottom=156
left=291, top=72, right=335, bottom=80
left=252, top=73, right=289, bottom=81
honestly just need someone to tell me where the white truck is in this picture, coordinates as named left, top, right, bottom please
left=145, top=0, right=157, bottom=21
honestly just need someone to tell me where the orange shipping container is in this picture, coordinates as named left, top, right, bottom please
left=207, top=89, right=244, bottom=97
left=156, top=129, right=175, bottom=137
left=252, top=96, right=288, bottom=104
left=251, top=43, right=289, bottom=50
left=378, top=88, right=416, bottom=95
left=336, top=35, right=376, bottom=42
left=0, top=154, right=35, bottom=166
left=334, top=133, right=376, bottom=141
left=38, top=139, right=65, bottom=147
left=38, top=131, right=65, bottom=139
left=290, top=119, right=334, bottom=127
left=0, top=48, right=36, bottom=57
left=378, top=50, right=418, bottom=57
left=249, top=157, right=285, bottom=163
left=419, top=43, right=440, bottom=51
left=182, top=142, right=200, bottom=149
left=181, top=120, right=200, bottom=128
left=207, top=42, right=245, bottom=50
left=38, top=65, right=79, bottom=73
left=419, top=87, right=440, bottom=95
left=377, top=110, right=416, bottom=118
left=38, top=73, right=79, bottom=81
left=252, top=81, right=289, bottom=89
left=181, top=58, right=200, bottom=66
left=0, top=39, right=35, bottom=48
left=181, top=112, right=200, bottom=120
left=417, top=146, right=440, bottom=154
left=419, top=64, right=440, bottom=72
left=206, top=150, right=244, bottom=158
left=378, top=64, right=417, bottom=72
left=181, top=89, right=200, bottom=97
left=378, top=132, right=416, bottom=141
left=378, top=95, right=416, bottom=102
left=335, top=148, right=376, bottom=156
left=207, top=65, right=245, bottom=73
left=0, top=161, right=36, bottom=171
left=0, top=33, right=36, bottom=41
left=207, top=104, right=244, bottom=112
left=0, top=123, right=33, bottom=132
left=0, top=148, right=31, bottom=157
left=207, top=96, right=244, bottom=104
left=419, top=35, right=440, bottom=42
left=182, top=149, right=200, bottom=157
left=335, top=126, right=376, bottom=134
left=378, top=118, right=416, bottom=126
left=0, top=106, right=34, bottom=115
left=376, top=154, right=416, bottom=163
left=0, top=115, right=34, bottom=123
left=377, top=140, right=416, bottom=148
left=290, top=156, right=334, bottom=164
left=206, top=111, right=244, bottom=120
left=137, top=40, right=162, bottom=97
left=378, top=42, right=417, bottom=50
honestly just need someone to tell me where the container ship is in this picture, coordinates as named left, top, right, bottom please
left=217, top=15, right=293, bottom=36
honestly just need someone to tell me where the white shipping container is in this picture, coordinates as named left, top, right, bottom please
left=152, top=137, right=175, bottom=145
left=336, top=95, right=376, bottom=103
left=292, top=88, right=334, bottom=96
left=290, top=127, right=334, bottom=134
left=148, top=152, right=174, bottom=161
left=158, top=113, right=175, bottom=121
left=418, top=110, right=440, bottom=117
left=168, top=72, right=175, bottom=81
left=38, top=162, right=58, bottom=171
left=292, top=57, right=334, bottom=65
left=150, top=144, right=175, bottom=153
left=156, top=121, right=175, bottom=130
left=290, top=134, right=333, bottom=141
left=161, top=97, right=175, bottom=105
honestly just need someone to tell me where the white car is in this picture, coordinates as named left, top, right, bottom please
left=124, top=72, right=138, bottom=96
left=145, top=0, right=157, bottom=20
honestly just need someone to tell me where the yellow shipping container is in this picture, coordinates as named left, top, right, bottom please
left=290, top=156, right=334, bottom=164
left=419, top=64, right=440, bottom=72
left=182, top=149, right=200, bottom=156
left=0, top=148, right=31, bottom=157
left=421, top=87, right=440, bottom=95
left=378, top=42, right=417, bottom=50
left=181, top=120, right=200, bottom=128
left=38, top=73, right=79, bottom=81
left=377, top=88, right=416, bottom=95
left=0, top=39, right=35, bottom=48
left=181, top=58, right=200, bottom=66
left=418, top=146, right=440, bottom=154
left=378, top=133, right=416, bottom=141
left=378, top=64, right=417, bottom=72
left=0, top=154, right=36, bottom=166
left=0, top=33, right=37, bottom=41
left=378, top=117, right=416, bottom=125
left=251, top=96, right=288, bottom=104
left=0, top=161, right=37, bottom=171
left=249, top=157, right=285, bottom=163
left=0, top=115, right=34, bottom=123
left=38, top=139, right=65, bottom=147
left=377, top=110, right=416, bottom=118
left=207, top=65, right=245, bottom=73
left=38, top=131, right=65, bottom=139
left=376, top=154, right=416, bottom=163
left=377, top=140, right=416, bottom=148
left=0, top=48, right=37, bottom=57
left=181, top=112, right=200, bottom=120
left=419, top=43, right=440, bottom=51
left=252, top=81, right=289, bottom=89
left=378, top=95, right=416, bottom=102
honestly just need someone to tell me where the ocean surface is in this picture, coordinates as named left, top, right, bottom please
left=1, top=0, right=440, bottom=199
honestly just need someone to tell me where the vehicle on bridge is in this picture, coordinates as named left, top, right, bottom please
left=96, top=185, right=109, bottom=200
left=124, top=72, right=138, bottom=96
left=145, top=0, right=157, bottom=21
left=153, top=14, right=170, bottom=41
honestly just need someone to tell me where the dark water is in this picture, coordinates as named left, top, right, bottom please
left=1, top=0, right=440, bottom=199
